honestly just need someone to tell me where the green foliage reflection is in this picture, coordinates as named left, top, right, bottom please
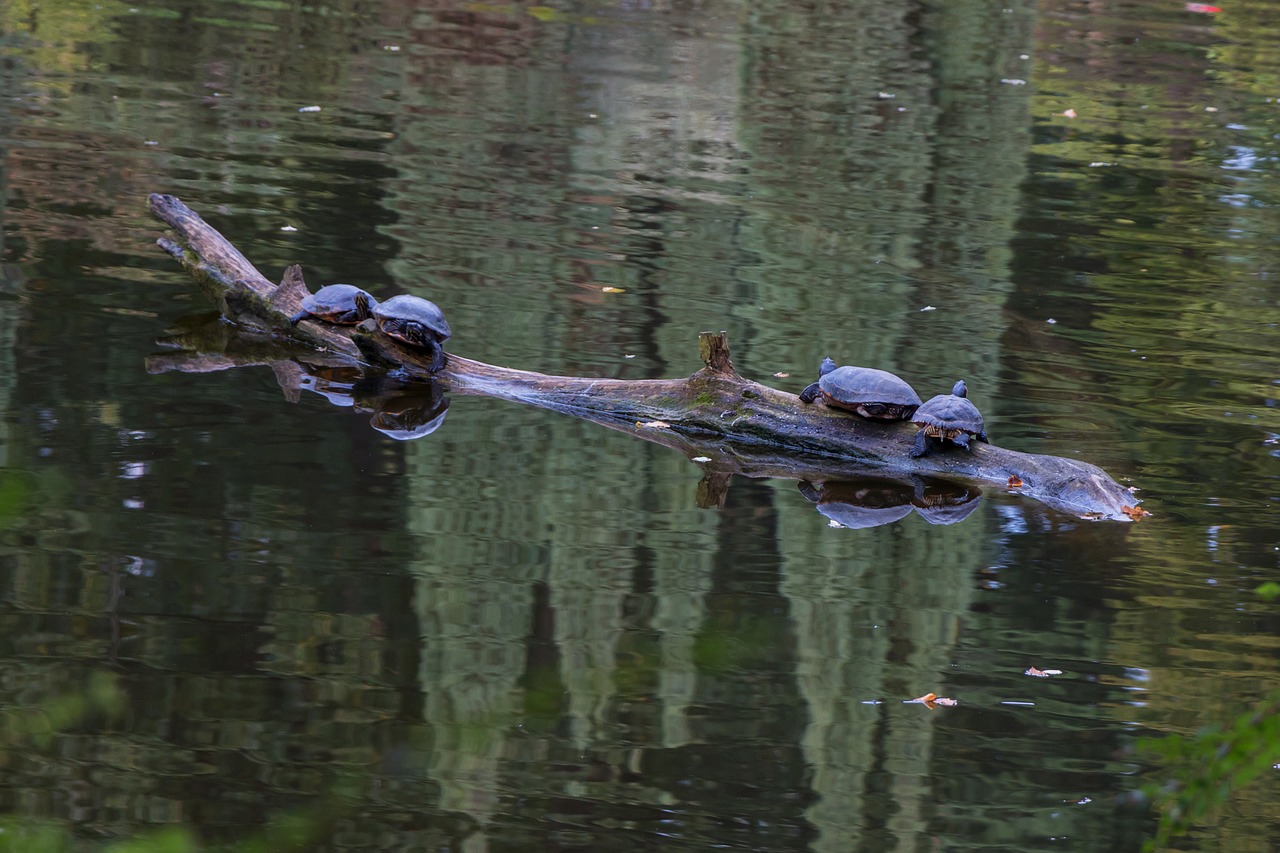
left=1139, top=690, right=1280, bottom=851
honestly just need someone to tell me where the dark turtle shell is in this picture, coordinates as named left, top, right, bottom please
left=910, top=380, right=988, bottom=456
left=372, top=294, right=451, bottom=348
left=799, top=358, right=921, bottom=421
left=289, top=284, right=376, bottom=325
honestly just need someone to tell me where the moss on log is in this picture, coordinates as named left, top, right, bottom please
left=146, top=193, right=1144, bottom=522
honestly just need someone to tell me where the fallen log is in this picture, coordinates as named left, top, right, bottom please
left=146, top=193, right=1144, bottom=522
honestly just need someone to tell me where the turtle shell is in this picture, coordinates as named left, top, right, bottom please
left=819, top=366, right=922, bottom=420
left=372, top=294, right=452, bottom=347
left=291, top=284, right=377, bottom=325
left=913, top=380, right=985, bottom=437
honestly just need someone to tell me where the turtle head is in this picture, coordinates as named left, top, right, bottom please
left=818, top=357, right=837, bottom=377
left=951, top=380, right=968, bottom=398
left=354, top=292, right=374, bottom=322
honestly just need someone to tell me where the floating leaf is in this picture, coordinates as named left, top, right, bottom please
left=1007, top=475, right=1024, bottom=488
left=601, top=286, right=625, bottom=293
left=1062, top=108, right=1077, bottom=118
left=691, top=456, right=712, bottom=463
left=907, top=692, right=956, bottom=709
left=1026, top=667, right=1063, bottom=677
left=636, top=420, right=671, bottom=430
left=1121, top=505, right=1151, bottom=520
left=773, top=372, right=791, bottom=378
left=920, top=305, right=937, bottom=312
left=1080, top=511, right=1104, bottom=521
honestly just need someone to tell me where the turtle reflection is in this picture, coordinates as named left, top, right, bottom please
left=354, top=376, right=450, bottom=441
left=911, top=480, right=983, bottom=525
left=295, top=368, right=450, bottom=441
left=798, top=478, right=982, bottom=529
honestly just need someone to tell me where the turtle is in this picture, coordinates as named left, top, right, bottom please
left=797, top=357, right=922, bottom=421
left=910, top=380, right=989, bottom=458
left=289, top=284, right=377, bottom=326
left=371, top=294, right=452, bottom=371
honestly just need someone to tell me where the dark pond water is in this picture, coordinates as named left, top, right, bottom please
left=2, top=0, right=1278, bottom=850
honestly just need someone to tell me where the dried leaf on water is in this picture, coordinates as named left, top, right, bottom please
left=1121, top=505, right=1151, bottom=520
left=636, top=420, right=671, bottom=430
left=1007, top=475, right=1024, bottom=488
left=907, top=692, right=956, bottom=708
left=601, top=286, right=625, bottom=293
left=1025, top=667, right=1063, bottom=678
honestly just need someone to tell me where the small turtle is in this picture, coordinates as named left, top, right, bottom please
left=910, top=380, right=989, bottom=458
left=371, top=294, right=452, bottom=371
left=798, top=357, right=922, bottom=421
left=289, top=284, right=377, bottom=326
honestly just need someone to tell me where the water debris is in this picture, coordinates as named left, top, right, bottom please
left=1185, top=2, right=1221, bottom=12
left=298, top=105, right=322, bottom=113
left=920, top=305, right=937, bottom=312
left=691, top=456, right=712, bottom=463
left=907, top=692, right=957, bottom=709
left=773, top=372, right=790, bottom=378
left=1046, top=318, right=1057, bottom=324
left=1062, top=108, right=1077, bottom=118
left=1007, top=475, right=1024, bottom=488
left=1121, top=504, right=1152, bottom=520
left=1025, top=667, right=1063, bottom=677
left=601, top=286, right=625, bottom=293
left=280, top=225, right=297, bottom=232
left=636, top=420, right=671, bottom=430
left=999, top=78, right=1027, bottom=86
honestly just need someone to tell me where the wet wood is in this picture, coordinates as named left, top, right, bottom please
left=146, top=193, right=1143, bottom=521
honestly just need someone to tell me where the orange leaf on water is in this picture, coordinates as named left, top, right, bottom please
left=1007, top=475, right=1024, bottom=488
left=1121, top=505, right=1151, bottom=520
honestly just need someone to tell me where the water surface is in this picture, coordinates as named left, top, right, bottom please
left=1, top=0, right=1278, bottom=850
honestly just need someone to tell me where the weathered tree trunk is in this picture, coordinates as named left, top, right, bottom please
left=146, top=193, right=1144, bottom=522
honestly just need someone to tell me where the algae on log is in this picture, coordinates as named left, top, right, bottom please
left=146, top=193, right=1143, bottom=522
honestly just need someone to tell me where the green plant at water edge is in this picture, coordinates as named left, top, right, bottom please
left=1138, top=690, right=1280, bottom=851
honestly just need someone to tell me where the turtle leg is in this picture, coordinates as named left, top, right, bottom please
left=910, top=430, right=930, bottom=458
left=797, top=480, right=823, bottom=503
left=798, top=382, right=821, bottom=404
left=427, top=340, right=447, bottom=373
left=952, top=432, right=971, bottom=452
left=288, top=309, right=308, bottom=325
